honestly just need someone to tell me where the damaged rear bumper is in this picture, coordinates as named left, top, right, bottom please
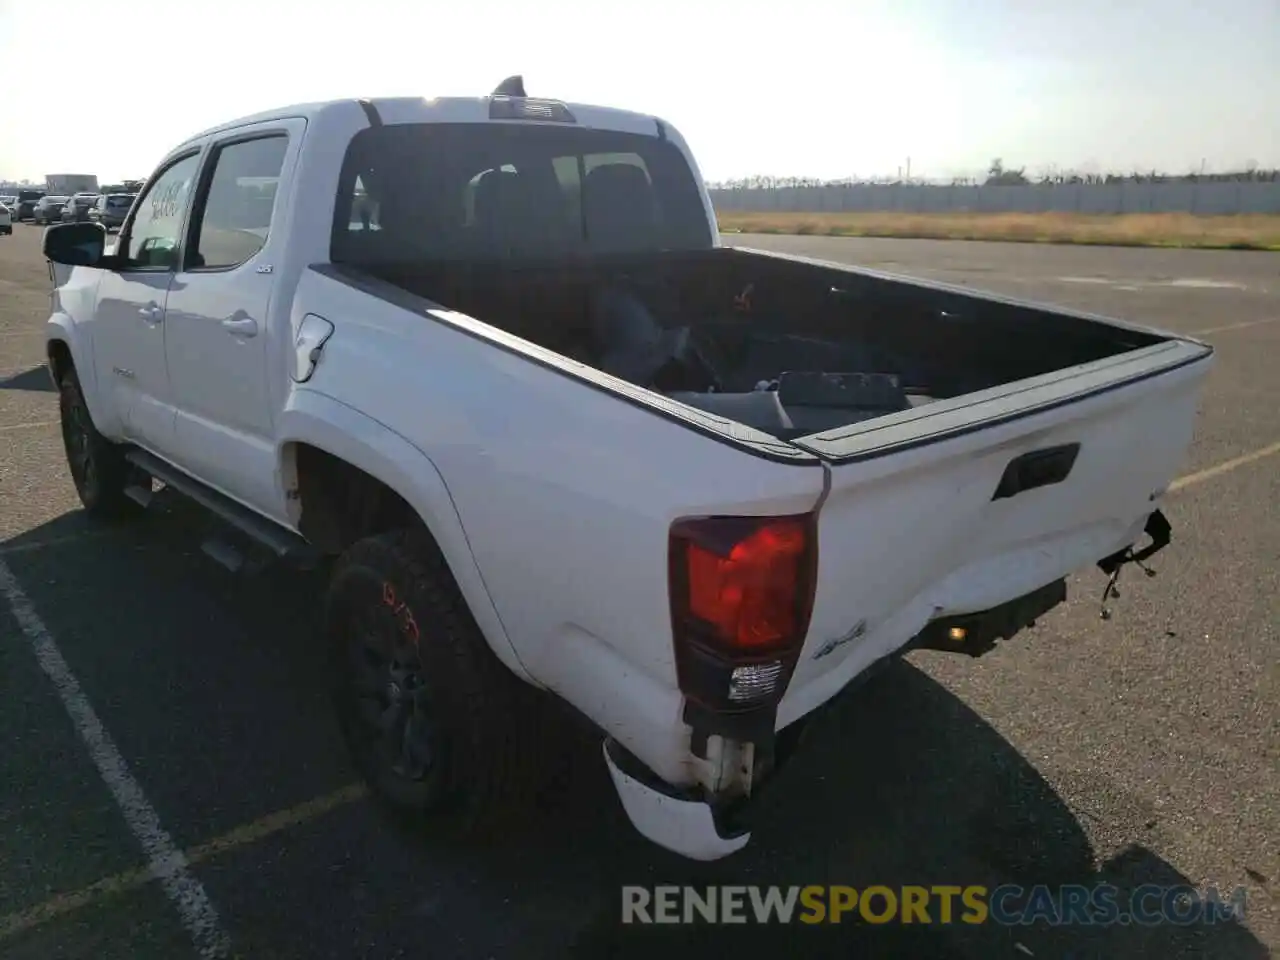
left=603, top=569, right=1099, bottom=860
left=603, top=739, right=751, bottom=861
left=601, top=655, right=894, bottom=861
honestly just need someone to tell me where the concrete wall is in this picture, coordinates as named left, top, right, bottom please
left=708, top=181, right=1280, bottom=216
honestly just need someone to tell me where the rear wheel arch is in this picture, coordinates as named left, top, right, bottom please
left=285, top=441, right=419, bottom=554
left=277, top=427, right=534, bottom=685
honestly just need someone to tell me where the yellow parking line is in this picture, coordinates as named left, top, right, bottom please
left=1169, top=440, right=1280, bottom=493
left=0, top=783, right=367, bottom=943
left=184, top=782, right=368, bottom=867
left=0, top=865, right=156, bottom=941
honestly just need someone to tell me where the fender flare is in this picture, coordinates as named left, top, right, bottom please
left=276, top=390, right=536, bottom=686
left=45, top=313, right=120, bottom=435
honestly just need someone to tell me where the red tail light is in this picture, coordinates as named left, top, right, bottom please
left=669, top=514, right=817, bottom=712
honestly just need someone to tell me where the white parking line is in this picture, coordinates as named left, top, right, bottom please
left=0, top=558, right=233, bottom=958
left=0, top=420, right=59, bottom=433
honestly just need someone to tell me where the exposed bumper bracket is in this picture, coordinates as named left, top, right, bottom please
left=1097, top=508, right=1172, bottom=575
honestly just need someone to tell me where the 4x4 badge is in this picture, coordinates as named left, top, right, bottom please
left=813, top=619, right=867, bottom=660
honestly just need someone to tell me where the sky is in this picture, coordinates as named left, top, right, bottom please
left=1, top=0, right=1277, bottom=184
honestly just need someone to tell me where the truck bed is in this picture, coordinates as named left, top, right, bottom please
left=338, top=240, right=1212, bottom=775
left=357, top=245, right=1187, bottom=449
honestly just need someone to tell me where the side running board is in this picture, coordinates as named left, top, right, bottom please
left=124, top=449, right=320, bottom=569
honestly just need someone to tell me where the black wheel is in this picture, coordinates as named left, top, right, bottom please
left=58, top=367, right=139, bottom=519
left=325, top=529, right=555, bottom=832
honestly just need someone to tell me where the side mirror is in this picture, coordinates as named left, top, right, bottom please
left=43, top=221, right=108, bottom=267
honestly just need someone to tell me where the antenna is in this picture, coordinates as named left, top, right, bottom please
left=492, top=75, right=527, bottom=97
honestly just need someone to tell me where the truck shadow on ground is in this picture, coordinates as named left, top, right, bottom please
left=513, top=665, right=1269, bottom=960
left=0, top=506, right=1269, bottom=960
left=0, top=366, right=55, bottom=393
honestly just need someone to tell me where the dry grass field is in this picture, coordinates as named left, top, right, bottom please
left=715, top=211, right=1280, bottom=250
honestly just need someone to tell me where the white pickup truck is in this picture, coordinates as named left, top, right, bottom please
left=42, top=78, right=1213, bottom=861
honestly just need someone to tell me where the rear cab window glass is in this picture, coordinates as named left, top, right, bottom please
left=330, top=122, right=712, bottom=265
left=189, top=135, right=289, bottom=270
left=349, top=176, right=381, bottom=232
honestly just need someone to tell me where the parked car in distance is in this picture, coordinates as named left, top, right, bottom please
left=88, top=193, right=136, bottom=231
left=61, top=193, right=100, bottom=223
left=0, top=200, right=11, bottom=235
left=32, top=196, right=69, bottom=224
left=15, top=189, right=46, bottom=221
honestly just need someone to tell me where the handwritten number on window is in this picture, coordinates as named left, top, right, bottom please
left=149, top=180, right=187, bottom=221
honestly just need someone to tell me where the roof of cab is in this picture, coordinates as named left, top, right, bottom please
left=174, top=99, right=348, bottom=147
left=173, top=94, right=667, bottom=151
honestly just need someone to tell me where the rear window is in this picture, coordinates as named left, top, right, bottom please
left=330, top=122, right=713, bottom=264
left=106, top=194, right=135, bottom=208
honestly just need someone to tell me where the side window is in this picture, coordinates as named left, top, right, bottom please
left=551, top=156, right=582, bottom=226
left=584, top=152, right=650, bottom=177
left=551, top=152, right=653, bottom=227
left=462, top=163, right=518, bottom=226
left=123, top=153, right=201, bottom=270
left=187, top=135, right=289, bottom=270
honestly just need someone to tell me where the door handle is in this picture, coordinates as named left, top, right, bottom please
left=138, top=303, right=162, bottom=323
left=221, top=316, right=259, bottom=338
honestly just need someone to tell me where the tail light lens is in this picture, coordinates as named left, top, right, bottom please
left=669, top=514, right=817, bottom=712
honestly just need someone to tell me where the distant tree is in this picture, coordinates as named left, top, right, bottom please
left=984, top=158, right=1029, bottom=186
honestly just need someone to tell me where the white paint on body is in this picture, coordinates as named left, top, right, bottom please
left=0, top=558, right=233, bottom=958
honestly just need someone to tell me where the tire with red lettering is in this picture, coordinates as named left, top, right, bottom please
left=324, top=527, right=552, bottom=832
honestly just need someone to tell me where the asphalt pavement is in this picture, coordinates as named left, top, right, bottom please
left=0, top=225, right=1276, bottom=959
